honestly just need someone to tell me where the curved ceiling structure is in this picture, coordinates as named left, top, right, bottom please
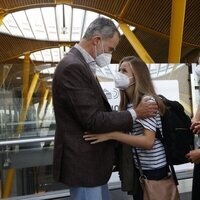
left=0, top=0, right=199, bottom=64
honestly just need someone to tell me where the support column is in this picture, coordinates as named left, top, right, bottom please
left=17, top=73, right=40, bottom=134
left=119, top=22, right=154, bottom=63
left=0, top=64, right=12, bottom=88
left=168, top=0, right=187, bottom=62
left=22, top=53, right=30, bottom=107
left=0, top=8, right=7, bottom=25
left=37, top=88, right=49, bottom=118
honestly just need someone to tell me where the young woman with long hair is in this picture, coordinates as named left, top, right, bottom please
left=84, top=56, right=170, bottom=199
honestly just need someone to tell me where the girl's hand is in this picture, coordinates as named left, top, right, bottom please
left=83, top=133, right=111, bottom=144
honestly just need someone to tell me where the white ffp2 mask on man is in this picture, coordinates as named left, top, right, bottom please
left=95, top=53, right=112, bottom=68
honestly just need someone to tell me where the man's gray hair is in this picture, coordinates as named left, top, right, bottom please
left=83, top=17, right=120, bottom=40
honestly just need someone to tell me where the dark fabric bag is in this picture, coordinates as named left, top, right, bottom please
left=158, top=95, right=194, bottom=165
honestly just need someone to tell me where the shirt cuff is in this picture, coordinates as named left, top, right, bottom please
left=127, top=109, right=137, bottom=121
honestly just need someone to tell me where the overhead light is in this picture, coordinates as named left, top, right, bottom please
left=16, top=76, right=21, bottom=80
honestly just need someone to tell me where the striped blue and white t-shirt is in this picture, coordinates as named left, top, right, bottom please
left=128, top=96, right=167, bottom=170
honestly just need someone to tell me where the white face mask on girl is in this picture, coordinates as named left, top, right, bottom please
left=94, top=39, right=112, bottom=68
left=114, top=72, right=134, bottom=90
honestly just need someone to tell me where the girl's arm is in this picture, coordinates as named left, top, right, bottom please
left=84, top=129, right=156, bottom=150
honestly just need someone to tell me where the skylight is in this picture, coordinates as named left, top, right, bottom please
left=0, top=4, right=135, bottom=42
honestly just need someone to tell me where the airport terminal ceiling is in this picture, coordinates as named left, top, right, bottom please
left=0, top=0, right=199, bottom=63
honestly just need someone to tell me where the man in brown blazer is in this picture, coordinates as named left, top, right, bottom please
left=52, top=17, right=157, bottom=200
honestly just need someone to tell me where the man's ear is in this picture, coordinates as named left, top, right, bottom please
left=92, top=36, right=100, bottom=46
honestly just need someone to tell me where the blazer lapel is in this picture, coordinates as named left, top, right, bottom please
left=70, top=47, right=111, bottom=109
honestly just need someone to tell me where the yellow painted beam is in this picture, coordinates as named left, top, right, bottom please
left=0, top=64, right=12, bottom=88
left=168, top=0, right=187, bottom=63
left=55, top=0, right=73, bottom=4
left=119, top=22, right=154, bottom=63
left=16, top=73, right=40, bottom=134
left=0, top=8, right=7, bottom=25
left=37, top=88, right=49, bottom=117
left=39, top=95, right=52, bottom=128
left=44, top=94, right=52, bottom=116
left=2, top=169, right=15, bottom=198
left=0, top=15, right=3, bottom=25
left=22, top=54, right=30, bottom=106
left=119, top=0, right=133, bottom=18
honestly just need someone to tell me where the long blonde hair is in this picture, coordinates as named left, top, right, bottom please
left=118, top=56, right=165, bottom=115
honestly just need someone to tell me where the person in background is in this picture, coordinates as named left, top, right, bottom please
left=52, top=18, right=158, bottom=200
left=84, top=56, right=174, bottom=200
left=187, top=58, right=200, bottom=200
left=187, top=105, right=200, bottom=200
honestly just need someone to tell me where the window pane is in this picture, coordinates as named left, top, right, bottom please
left=0, top=24, right=9, bottom=34
left=26, top=8, right=47, bottom=40
left=3, top=14, right=23, bottom=36
left=82, top=11, right=99, bottom=37
left=12, top=11, right=34, bottom=38
left=42, top=7, right=58, bottom=41
left=71, top=8, right=85, bottom=41
left=41, top=49, right=52, bottom=62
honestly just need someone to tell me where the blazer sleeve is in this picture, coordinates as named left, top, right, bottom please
left=57, top=62, right=133, bottom=133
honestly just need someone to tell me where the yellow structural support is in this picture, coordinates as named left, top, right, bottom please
left=22, top=53, right=30, bottom=106
left=168, top=0, right=187, bottom=63
left=55, top=0, right=73, bottom=4
left=17, top=73, right=40, bottom=134
left=118, top=22, right=154, bottom=64
left=118, top=0, right=133, bottom=18
left=0, top=16, right=3, bottom=25
left=0, top=64, right=12, bottom=88
left=2, top=169, right=15, bottom=198
left=0, top=8, right=7, bottom=25
left=37, top=88, right=49, bottom=117
left=40, top=94, right=52, bottom=128
left=43, top=94, right=52, bottom=118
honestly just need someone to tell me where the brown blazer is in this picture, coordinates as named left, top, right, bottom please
left=52, top=47, right=133, bottom=187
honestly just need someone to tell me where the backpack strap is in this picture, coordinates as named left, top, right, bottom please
left=156, top=128, right=179, bottom=185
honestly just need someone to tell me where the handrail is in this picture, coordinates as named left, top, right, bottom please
left=0, top=136, right=54, bottom=147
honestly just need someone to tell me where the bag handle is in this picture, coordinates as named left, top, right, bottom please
left=156, top=128, right=179, bottom=185
left=134, top=148, right=147, bottom=183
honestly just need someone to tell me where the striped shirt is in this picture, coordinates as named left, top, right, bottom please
left=128, top=96, right=167, bottom=170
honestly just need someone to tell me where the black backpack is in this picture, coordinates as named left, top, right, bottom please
left=157, top=95, right=194, bottom=165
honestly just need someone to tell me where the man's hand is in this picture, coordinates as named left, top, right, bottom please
left=186, top=149, right=200, bottom=164
left=135, top=96, right=158, bottom=119
left=190, top=121, right=200, bottom=134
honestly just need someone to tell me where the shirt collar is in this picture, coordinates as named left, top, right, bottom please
left=74, top=44, right=95, bottom=64
left=74, top=43, right=97, bottom=76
